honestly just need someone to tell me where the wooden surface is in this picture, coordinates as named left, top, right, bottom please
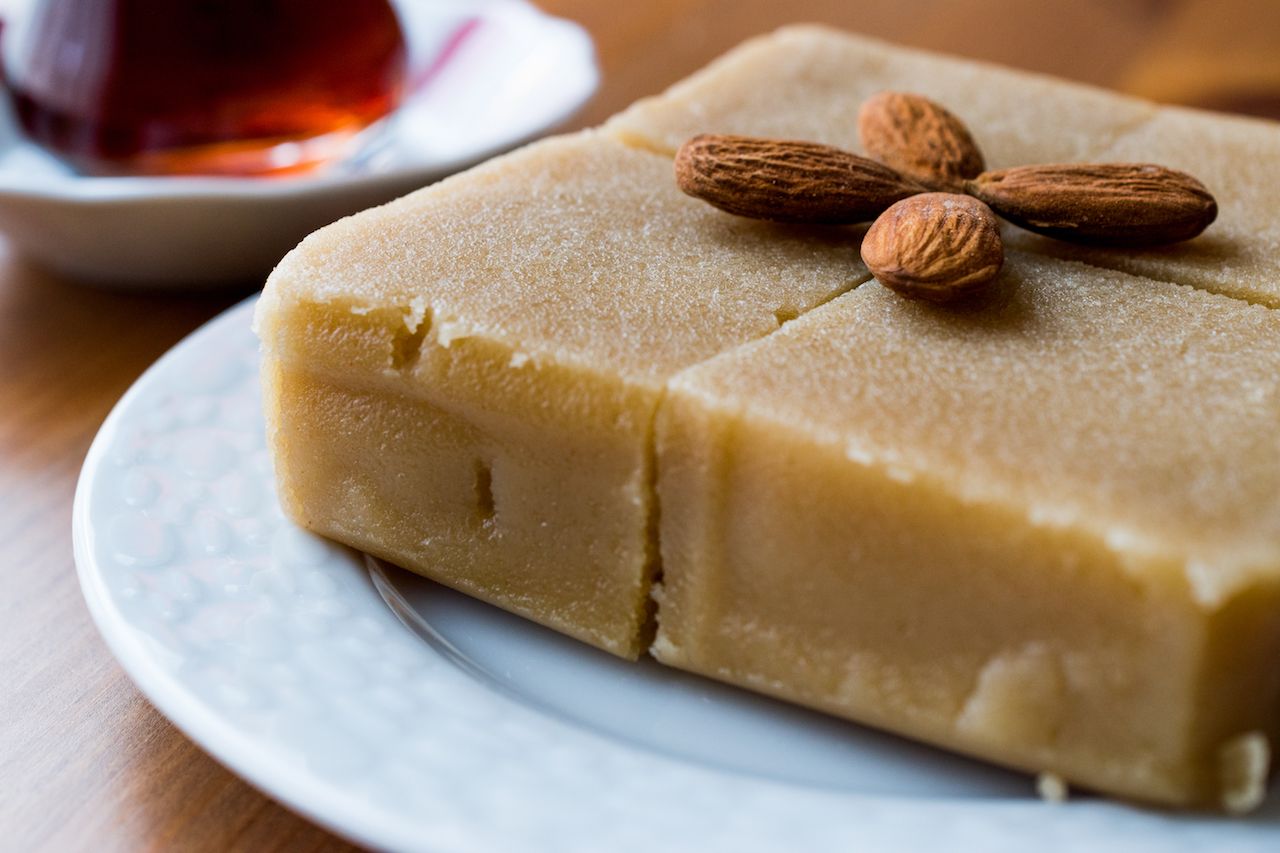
left=1, top=1, right=1277, bottom=849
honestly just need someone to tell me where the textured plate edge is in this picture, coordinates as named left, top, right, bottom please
left=70, top=298, right=421, bottom=852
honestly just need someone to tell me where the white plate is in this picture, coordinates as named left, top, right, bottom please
left=0, top=0, right=596, bottom=286
left=73, top=297, right=1280, bottom=852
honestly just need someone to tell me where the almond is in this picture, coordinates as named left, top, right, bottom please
left=860, top=193, right=1004, bottom=303
left=674, top=134, right=925, bottom=224
left=966, top=163, right=1218, bottom=246
left=858, top=92, right=985, bottom=192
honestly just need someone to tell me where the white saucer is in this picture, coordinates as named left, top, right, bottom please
left=0, top=0, right=597, bottom=286
left=73, top=297, right=1280, bottom=851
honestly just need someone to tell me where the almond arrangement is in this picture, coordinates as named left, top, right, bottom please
left=674, top=92, right=1219, bottom=303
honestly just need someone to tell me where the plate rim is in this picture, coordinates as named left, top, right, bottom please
left=71, top=296, right=402, bottom=849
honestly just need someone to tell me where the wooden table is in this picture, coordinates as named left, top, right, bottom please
left=3, top=1, right=1277, bottom=849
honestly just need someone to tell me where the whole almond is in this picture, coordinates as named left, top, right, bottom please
left=858, top=92, right=985, bottom=192
left=967, top=163, right=1217, bottom=246
left=674, top=134, right=925, bottom=224
left=860, top=193, right=1004, bottom=303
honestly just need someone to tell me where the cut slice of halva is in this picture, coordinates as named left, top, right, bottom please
left=256, top=129, right=867, bottom=659
left=654, top=252, right=1280, bottom=810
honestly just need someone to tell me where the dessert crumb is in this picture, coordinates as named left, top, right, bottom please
left=1036, top=772, right=1069, bottom=804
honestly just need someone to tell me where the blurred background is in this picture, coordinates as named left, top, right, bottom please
left=546, top=0, right=1280, bottom=125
